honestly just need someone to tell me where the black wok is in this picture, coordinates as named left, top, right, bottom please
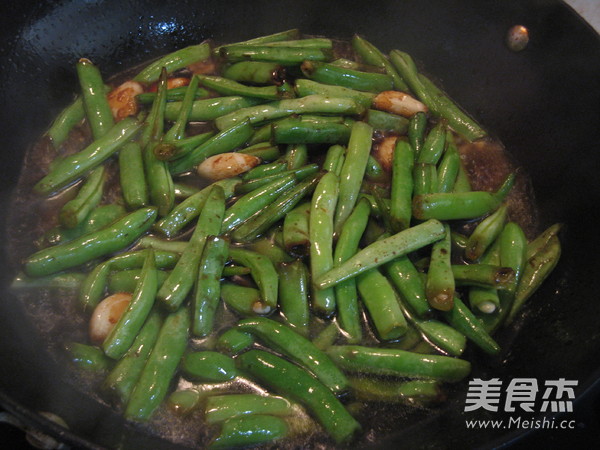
left=0, top=0, right=599, bottom=448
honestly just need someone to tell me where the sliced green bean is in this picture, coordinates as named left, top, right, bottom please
left=193, top=236, right=229, bottom=337
left=103, top=312, right=162, bottom=405
left=210, top=414, right=288, bottom=449
left=215, top=29, right=300, bottom=51
left=59, top=167, right=105, bottom=229
left=238, top=142, right=281, bottom=161
left=136, top=86, right=210, bottom=104
left=327, top=345, right=471, bottom=382
left=221, top=283, right=271, bottom=317
left=312, top=322, right=340, bottom=351
left=134, top=42, right=211, bottom=83
left=237, top=317, right=348, bottom=393
left=322, top=144, right=345, bottom=173
left=11, top=272, right=86, bottom=291
left=164, top=75, right=200, bottom=142
left=436, top=133, right=461, bottom=193
left=417, top=121, right=446, bottom=165
left=228, top=248, right=278, bottom=309
left=205, top=394, right=293, bottom=425
left=222, top=61, right=284, bottom=85
left=25, top=207, right=157, bottom=277
left=282, top=201, right=311, bottom=251
left=216, top=328, right=254, bottom=355
left=385, top=256, right=431, bottom=318
left=453, top=158, right=472, bottom=193
left=294, top=78, right=375, bottom=109
left=349, top=377, right=443, bottom=405
left=366, top=109, right=409, bottom=134
left=413, top=163, right=437, bottom=196
left=107, top=269, right=170, bottom=293
left=119, top=142, right=148, bottom=209
left=357, top=268, right=407, bottom=340
left=196, top=74, right=284, bottom=100
left=34, top=117, right=142, bottom=195
left=158, top=185, right=225, bottom=311
left=316, top=219, right=446, bottom=290
left=412, top=173, right=515, bottom=220
left=425, top=223, right=454, bottom=311
left=167, top=389, right=201, bottom=415
left=390, top=139, right=414, bottom=231
left=412, top=318, right=466, bottom=357
left=164, top=96, right=266, bottom=122
left=309, top=172, right=339, bottom=316
left=214, top=95, right=365, bottom=131
left=137, top=236, right=188, bottom=253
left=46, top=97, right=85, bottom=148
left=154, top=177, right=240, bottom=238
left=247, top=235, right=294, bottom=265
left=125, top=307, right=190, bottom=421
left=219, top=45, right=331, bottom=65
left=235, top=164, right=317, bottom=194
left=237, top=350, right=360, bottom=444
left=408, top=111, right=427, bottom=156
left=272, top=116, right=353, bottom=144
left=301, top=61, right=394, bottom=93
left=452, top=264, right=515, bottom=289
left=77, top=58, right=114, bottom=139
left=66, top=342, right=112, bottom=372
left=465, top=204, right=508, bottom=262
left=182, top=351, right=237, bottom=382
left=278, top=261, right=310, bottom=336
left=351, top=35, right=410, bottom=91
left=525, top=223, right=562, bottom=260
left=334, top=121, right=373, bottom=233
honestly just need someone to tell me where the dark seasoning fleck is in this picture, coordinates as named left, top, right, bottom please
left=5, top=34, right=540, bottom=449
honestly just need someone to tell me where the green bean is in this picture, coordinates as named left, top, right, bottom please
left=413, top=162, right=437, bottom=196
left=301, top=61, right=394, bottom=93
left=237, top=317, right=347, bottom=393
left=134, top=42, right=211, bottom=83
left=322, top=144, right=345, bottom=173
left=158, top=185, right=225, bottom=311
left=164, top=75, right=200, bottom=142
left=59, top=167, right=105, bottom=229
left=260, top=38, right=332, bottom=49
left=468, top=241, right=502, bottom=314
left=66, top=342, right=112, bottom=372
left=41, top=204, right=127, bottom=247
left=425, top=224, right=454, bottom=311
left=103, top=312, right=162, bottom=405
left=169, top=119, right=254, bottom=174
left=366, top=109, right=409, bottom=134
left=205, top=394, right=293, bottom=425
left=25, top=207, right=157, bottom=277
left=236, top=164, right=318, bottom=195
left=364, top=155, right=387, bottom=183
left=167, top=389, right=201, bottom=415
left=334, top=121, right=373, bottom=233
left=228, top=248, right=279, bottom=309
left=172, top=182, right=199, bottom=199
left=167, top=132, right=215, bottom=161
left=221, top=283, right=271, bottom=316
left=452, top=264, right=515, bottom=289
left=442, top=296, right=500, bottom=355
left=357, top=268, right=407, bottom=340
left=334, top=198, right=371, bottom=343
left=309, top=172, right=339, bottom=316
left=509, top=235, right=561, bottom=323
left=390, top=139, right=414, bottom=231
left=247, top=236, right=294, bottom=265
left=237, top=350, right=360, bottom=444
left=214, top=95, right=365, bottom=131
left=34, top=117, right=142, bottom=195
left=77, top=58, right=114, bottom=139
left=412, top=173, right=515, bottom=220
left=79, top=261, right=111, bottom=311
left=210, top=414, right=288, bottom=449
left=282, top=143, right=307, bottom=170
left=453, top=158, right=472, bottom=193
left=216, top=328, right=254, bottom=355
left=330, top=58, right=362, bottom=70
left=137, top=236, right=188, bottom=253
left=525, top=223, right=562, bottom=260
left=136, top=86, right=210, bottom=104
left=278, top=261, right=310, bottom=337
left=232, top=174, right=320, bottom=242
left=417, top=121, right=446, bottom=165
left=294, top=79, right=375, bottom=109
left=412, top=318, right=466, bottom=357
left=196, top=74, right=285, bottom=100
left=222, top=265, right=251, bottom=277
left=47, top=97, right=85, bottom=148
left=11, top=272, right=86, bottom=291
left=182, top=351, right=237, bottom=382
left=351, top=35, right=410, bottom=91
left=316, top=219, right=446, bottom=290
left=164, top=96, right=266, bottom=123
left=219, top=45, right=331, bottom=65
left=107, top=269, right=169, bottom=293
left=408, top=111, right=427, bottom=156
left=282, top=201, right=311, bottom=251
left=154, top=177, right=240, bottom=238
left=108, top=250, right=181, bottom=270
left=143, top=69, right=175, bottom=216
left=272, top=116, right=353, bottom=144
left=348, top=377, right=442, bottom=405
left=193, top=236, right=229, bottom=337
left=389, top=50, right=486, bottom=142
left=238, top=142, right=281, bottom=161
left=326, top=345, right=471, bottom=382
left=222, top=61, right=284, bottom=85
left=436, top=134, right=461, bottom=193
left=242, top=161, right=287, bottom=180
left=222, top=174, right=296, bottom=234
left=385, top=256, right=431, bottom=318
left=119, top=142, right=148, bottom=209
left=312, top=322, right=340, bottom=351
left=103, top=250, right=158, bottom=359
left=216, top=29, right=300, bottom=51
left=125, top=306, right=190, bottom=421
left=465, top=204, right=508, bottom=262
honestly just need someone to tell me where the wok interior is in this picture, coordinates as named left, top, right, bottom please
left=0, top=0, right=599, bottom=448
